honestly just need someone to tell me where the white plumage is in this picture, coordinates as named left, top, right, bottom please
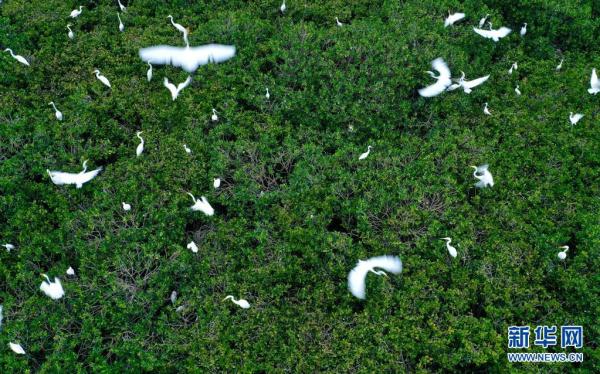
left=569, top=112, right=583, bottom=125
left=49, top=102, right=63, bottom=121
left=93, top=69, right=111, bottom=88
left=40, top=274, right=65, bottom=300
left=146, top=62, right=153, bottom=82
left=348, top=255, right=402, bottom=299
left=447, top=71, right=489, bottom=93
left=117, top=13, right=124, bottom=32
left=67, top=24, right=74, bottom=39
left=187, top=241, right=199, bottom=253
left=213, top=178, right=221, bottom=189
left=9, top=342, right=25, bottom=355
left=588, top=68, right=599, bottom=94
left=358, top=145, right=372, bottom=160
left=223, top=295, right=250, bottom=309
left=139, top=44, right=236, bottom=73
left=441, top=237, right=458, bottom=258
left=2, top=244, right=15, bottom=252
left=473, top=26, right=511, bottom=42
left=122, top=202, right=131, bottom=211
left=135, top=131, right=144, bottom=156
left=163, top=76, right=192, bottom=101
left=66, top=266, right=75, bottom=276
left=419, top=58, right=452, bottom=97
left=557, top=246, right=568, bottom=260
left=444, top=12, right=465, bottom=27
left=70, top=6, right=83, bottom=18
left=471, top=164, right=494, bottom=188
left=188, top=193, right=214, bottom=216
left=4, top=48, right=30, bottom=66
left=47, top=160, right=102, bottom=188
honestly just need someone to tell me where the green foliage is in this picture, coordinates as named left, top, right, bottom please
left=1, top=0, right=599, bottom=372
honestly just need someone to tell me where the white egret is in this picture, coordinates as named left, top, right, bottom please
left=66, top=266, right=75, bottom=276
left=223, top=295, right=250, bottom=309
left=70, top=6, right=83, bottom=18
left=358, top=145, right=372, bottom=160
left=483, top=102, right=492, bottom=115
left=163, top=76, right=192, bottom=101
left=139, top=44, right=236, bottom=73
left=67, top=24, right=74, bottom=39
left=187, top=193, right=214, bottom=216
left=441, top=237, right=458, bottom=258
left=280, top=0, right=286, bottom=13
left=49, top=102, right=63, bottom=121
left=135, top=131, right=144, bottom=157
left=588, top=68, right=599, bottom=94
left=211, top=108, right=218, bottom=122
left=146, top=62, right=153, bottom=81
left=117, top=13, right=124, bottom=32
left=117, top=0, right=126, bottom=12
left=449, top=71, right=489, bottom=93
left=508, top=61, right=517, bottom=74
left=170, top=291, right=178, bottom=304
left=478, top=14, right=489, bottom=28
left=335, top=17, right=343, bottom=27
left=471, top=164, right=494, bottom=188
left=4, top=48, right=30, bottom=66
left=265, top=87, right=270, bottom=100
left=0, top=305, right=3, bottom=330
left=9, top=342, right=25, bottom=355
left=520, top=23, right=527, bottom=36
left=183, top=144, right=191, bottom=154
left=47, top=160, right=102, bottom=188
left=213, top=178, right=221, bottom=189
left=122, top=202, right=131, bottom=211
left=444, top=12, right=465, bottom=27
left=557, top=245, right=568, bottom=260
left=348, top=255, right=402, bottom=300
left=167, top=15, right=187, bottom=35
left=569, top=112, right=583, bottom=125
left=40, top=274, right=65, bottom=300
left=473, top=25, right=511, bottom=41
left=418, top=58, right=452, bottom=97
left=2, top=244, right=15, bottom=252
left=93, top=69, right=111, bottom=88
left=555, top=58, right=563, bottom=71
left=515, top=84, right=521, bottom=95
left=187, top=241, right=198, bottom=253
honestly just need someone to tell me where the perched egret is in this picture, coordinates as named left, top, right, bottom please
left=117, top=0, right=126, bottom=12
left=122, top=202, right=131, bottom=211
left=555, top=58, right=563, bottom=71
left=47, top=160, right=102, bottom=188
left=66, top=266, right=75, bottom=276
left=557, top=245, right=568, bottom=260
left=213, top=178, right=221, bottom=189
left=444, top=12, right=465, bottom=27
left=280, top=0, right=286, bottom=13
left=358, top=145, right=372, bottom=160
left=70, top=6, right=83, bottom=18
left=471, top=164, right=494, bottom=188
left=117, top=13, right=124, bottom=32
left=335, top=17, right=343, bottom=27
left=478, top=14, right=489, bottom=28
left=93, top=69, right=111, bottom=88
left=2, top=244, right=15, bottom=252
left=569, top=112, right=584, bottom=125
left=223, top=295, right=250, bottom=309
left=508, top=61, right=517, bottom=74
left=211, top=108, right=218, bottom=122
left=139, top=44, right=236, bottom=73
left=473, top=25, right=511, bottom=41
left=49, top=102, right=63, bottom=121
left=67, top=24, right=74, bottom=39
left=483, top=102, right=492, bottom=115
left=4, top=48, right=30, bottom=66
left=520, top=23, right=527, bottom=36
left=183, top=144, right=192, bottom=153
left=0, top=305, right=3, bottom=330
left=167, top=15, right=187, bottom=35
left=187, top=241, right=198, bottom=253
left=135, top=131, right=144, bottom=157
left=265, top=87, right=270, bottom=100
left=441, top=237, right=458, bottom=258
left=170, top=291, right=178, bottom=304
left=163, top=76, right=192, bottom=101
left=187, top=193, right=214, bottom=216
left=418, top=58, right=452, bottom=97
left=588, top=68, right=599, bottom=94
left=146, top=62, right=153, bottom=81
left=447, top=71, right=489, bottom=93
left=348, top=255, right=402, bottom=299
left=9, top=342, right=25, bottom=355
left=40, top=274, right=65, bottom=300
left=515, top=84, right=521, bottom=95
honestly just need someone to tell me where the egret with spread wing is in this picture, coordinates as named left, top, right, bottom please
left=348, top=255, right=402, bottom=299
left=418, top=58, right=452, bottom=97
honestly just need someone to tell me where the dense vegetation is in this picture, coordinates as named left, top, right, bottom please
left=1, top=0, right=599, bottom=372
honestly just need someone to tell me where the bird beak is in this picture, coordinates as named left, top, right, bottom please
left=470, top=165, right=477, bottom=169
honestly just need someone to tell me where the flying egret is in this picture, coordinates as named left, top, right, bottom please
left=9, top=342, right=25, bottom=355
left=280, top=0, right=286, bottom=13
left=223, top=295, right=250, bottom=309
left=588, top=68, right=599, bottom=94
left=47, top=160, right=102, bottom=188
left=478, top=14, right=489, bottom=28
left=4, top=48, right=30, bottom=66
left=556, top=58, right=563, bottom=71
left=444, top=12, right=465, bottom=27
left=440, top=237, right=458, bottom=258
left=418, top=58, right=452, bottom=97
left=348, top=255, right=402, bottom=299
left=557, top=245, right=568, bottom=260
left=170, top=291, right=177, bottom=304
left=187, top=241, right=198, bottom=253
left=117, top=13, right=124, bottom=32
left=70, top=6, right=83, bottom=18
left=471, top=164, right=494, bottom=188
left=508, top=61, right=517, bottom=74
left=135, top=131, right=144, bottom=157
left=187, top=193, right=214, bottom=216
left=449, top=71, right=489, bottom=93
left=265, top=87, right=270, bottom=100
left=483, top=102, right=492, bottom=115
left=146, top=62, right=153, bottom=81
left=122, top=202, right=131, bottom=211
left=139, top=44, right=236, bottom=73
left=66, top=266, right=75, bottom=276
left=473, top=25, right=511, bottom=41
left=117, top=0, right=126, bottom=12
left=515, top=84, right=521, bottom=95
left=358, top=145, right=372, bottom=160
left=335, top=17, right=343, bottom=27
left=211, top=108, right=218, bottom=122
left=40, top=274, right=65, bottom=300
left=67, top=24, right=74, bottom=39
left=2, top=244, right=15, bottom=252
left=569, top=112, right=583, bottom=125
left=163, top=76, right=192, bottom=100
left=183, top=144, right=191, bottom=153
left=213, top=178, right=221, bottom=189
left=520, top=23, right=527, bottom=36
left=49, top=102, right=63, bottom=121
left=93, top=69, right=111, bottom=88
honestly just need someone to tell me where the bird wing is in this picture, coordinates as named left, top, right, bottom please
left=368, top=255, right=403, bottom=274
left=463, top=75, right=489, bottom=89
left=177, top=76, right=192, bottom=91
left=139, top=45, right=184, bottom=65
left=48, top=170, right=79, bottom=185
left=445, top=13, right=465, bottom=26
left=348, top=262, right=369, bottom=299
left=163, top=78, right=177, bottom=97
left=473, top=27, right=494, bottom=39
left=432, top=58, right=451, bottom=81
left=495, top=27, right=512, bottom=38
left=419, top=80, right=448, bottom=97
left=189, top=44, right=236, bottom=64
left=76, top=168, right=102, bottom=185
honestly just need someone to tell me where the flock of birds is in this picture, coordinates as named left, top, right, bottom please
left=1, top=2, right=592, bottom=355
